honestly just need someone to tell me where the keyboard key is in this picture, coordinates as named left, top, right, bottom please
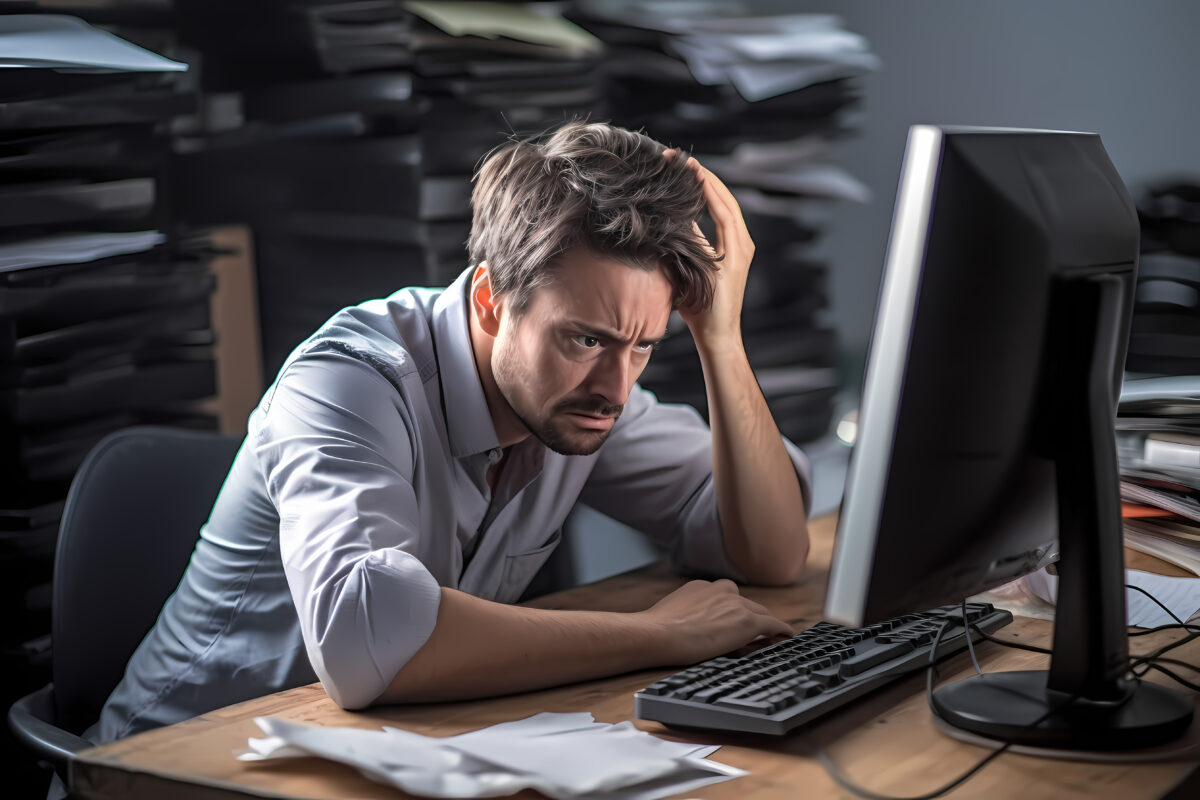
left=691, top=686, right=734, bottom=704
left=715, top=697, right=773, bottom=713
left=809, top=668, right=844, bottom=687
left=839, top=641, right=915, bottom=676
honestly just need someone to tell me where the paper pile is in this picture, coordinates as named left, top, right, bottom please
left=974, top=378, right=1200, bottom=625
left=236, top=711, right=746, bottom=800
left=565, top=1, right=874, bottom=444
left=0, top=15, right=187, bottom=72
left=1117, top=376, right=1200, bottom=577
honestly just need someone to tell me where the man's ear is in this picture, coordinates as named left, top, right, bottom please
left=471, top=262, right=502, bottom=337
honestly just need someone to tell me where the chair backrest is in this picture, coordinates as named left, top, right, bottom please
left=51, top=426, right=241, bottom=733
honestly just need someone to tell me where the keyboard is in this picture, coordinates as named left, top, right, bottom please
left=635, top=602, right=1013, bottom=735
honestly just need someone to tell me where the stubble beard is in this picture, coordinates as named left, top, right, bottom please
left=493, top=349, right=622, bottom=457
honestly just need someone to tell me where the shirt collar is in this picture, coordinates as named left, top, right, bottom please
left=431, top=266, right=503, bottom=459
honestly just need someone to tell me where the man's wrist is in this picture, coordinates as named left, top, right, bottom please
left=628, top=608, right=684, bottom=666
left=691, top=327, right=745, bottom=361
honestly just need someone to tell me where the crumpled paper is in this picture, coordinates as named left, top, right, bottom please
left=235, top=711, right=746, bottom=800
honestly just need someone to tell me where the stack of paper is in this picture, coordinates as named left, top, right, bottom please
left=567, top=0, right=875, bottom=444
left=1116, top=377, right=1200, bottom=576
left=236, top=712, right=745, bottom=800
left=974, top=376, right=1200, bottom=622
left=170, top=0, right=605, bottom=375
left=0, top=11, right=218, bottom=703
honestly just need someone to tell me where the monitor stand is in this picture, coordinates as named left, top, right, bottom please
left=931, top=272, right=1194, bottom=750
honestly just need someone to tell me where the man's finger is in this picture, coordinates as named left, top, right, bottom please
left=687, top=158, right=740, bottom=219
left=741, top=598, right=777, bottom=617
left=758, top=614, right=795, bottom=637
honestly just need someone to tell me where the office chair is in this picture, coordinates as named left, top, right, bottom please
left=7, top=426, right=241, bottom=786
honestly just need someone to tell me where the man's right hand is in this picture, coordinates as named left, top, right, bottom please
left=375, top=581, right=794, bottom=707
left=639, top=579, right=795, bottom=665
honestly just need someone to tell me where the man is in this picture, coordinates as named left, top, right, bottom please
left=88, top=121, right=811, bottom=744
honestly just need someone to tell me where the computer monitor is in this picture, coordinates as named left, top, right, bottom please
left=825, top=125, right=1193, bottom=750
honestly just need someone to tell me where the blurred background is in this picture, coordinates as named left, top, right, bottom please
left=3, top=1, right=1199, bottom=795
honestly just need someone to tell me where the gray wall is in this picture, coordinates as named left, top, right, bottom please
left=780, top=0, right=1200, bottom=378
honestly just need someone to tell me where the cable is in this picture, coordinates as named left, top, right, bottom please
left=817, top=742, right=1009, bottom=800
left=816, top=583, right=1199, bottom=800
left=966, top=625, right=1051, bottom=655
left=1131, top=633, right=1200, bottom=672
left=960, top=601, right=984, bottom=677
left=819, top=615, right=1094, bottom=800
left=1129, top=622, right=1200, bottom=636
left=1136, top=662, right=1200, bottom=692
left=1125, top=583, right=1197, bottom=630
left=818, top=619, right=1010, bottom=800
left=1132, top=656, right=1200, bottom=675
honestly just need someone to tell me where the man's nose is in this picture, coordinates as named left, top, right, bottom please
left=585, top=350, right=632, bottom=406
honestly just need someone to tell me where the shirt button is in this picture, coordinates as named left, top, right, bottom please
left=488, top=448, right=502, bottom=464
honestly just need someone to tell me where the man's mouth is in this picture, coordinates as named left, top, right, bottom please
left=562, top=409, right=618, bottom=430
left=559, top=407, right=619, bottom=431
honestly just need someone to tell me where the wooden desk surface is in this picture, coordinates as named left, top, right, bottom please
left=73, top=516, right=1200, bottom=800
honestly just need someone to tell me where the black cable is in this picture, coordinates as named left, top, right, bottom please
left=817, top=737, right=1010, bottom=800
left=1125, top=583, right=1199, bottom=632
left=817, top=619, right=1017, bottom=800
left=1132, top=655, right=1200, bottom=675
left=1137, top=662, right=1200, bottom=692
left=967, top=625, right=1051, bottom=655
left=1131, top=633, right=1200, bottom=673
left=960, top=602, right=984, bottom=677
left=1131, top=628, right=1200, bottom=674
left=1129, top=622, right=1200, bottom=636
left=818, top=619, right=1003, bottom=800
left=816, top=582, right=1199, bottom=800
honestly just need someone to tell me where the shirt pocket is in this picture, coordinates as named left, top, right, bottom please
left=495, top=529, right=563, bottom=605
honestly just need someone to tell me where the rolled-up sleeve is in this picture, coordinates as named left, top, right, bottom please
left=579, top=384, right=812, bottom=581
left=254, top=348, right=441, bottom=709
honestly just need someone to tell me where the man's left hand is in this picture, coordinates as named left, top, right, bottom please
left=664, top=149, right=754, bottom=349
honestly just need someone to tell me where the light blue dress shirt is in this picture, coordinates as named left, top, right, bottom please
left=86, top=266, right=812, bottom=744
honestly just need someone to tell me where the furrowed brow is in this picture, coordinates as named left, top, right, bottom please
left=568, top=321, right=666, bottom=348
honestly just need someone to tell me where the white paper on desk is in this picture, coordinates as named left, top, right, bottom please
left=236, top=712, right=745, bottom=800
left=449, top=718, right=699, bottom=795
left=1024, top=567, right=1200, bottom=628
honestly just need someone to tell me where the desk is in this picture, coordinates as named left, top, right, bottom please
left=72, top=515, right=1200, bottom=799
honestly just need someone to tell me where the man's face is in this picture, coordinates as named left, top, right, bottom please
left=491, top=248, right=673, bottom=456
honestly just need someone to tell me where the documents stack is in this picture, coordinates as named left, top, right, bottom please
left=0, top=12, right=216, bottom=751
left=1127, top=181, right=1200, bottom=375
left=1117, top=377, right=1200, bottom=577
left=172, top=0, right=604, bottom=376
left=567, top=0, right=875, bottom=443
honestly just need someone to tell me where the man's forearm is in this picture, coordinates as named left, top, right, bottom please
left=696, top=334, right=809, bottom=586
left=373, top=568, right=796, bottom=705
left=376, top=587, right=665, bottom=704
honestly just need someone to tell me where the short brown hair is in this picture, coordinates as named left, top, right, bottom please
left=467, top=120, right=719, bottom=312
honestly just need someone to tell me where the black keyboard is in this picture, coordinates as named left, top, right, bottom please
left=635, top=602, right=1013, bottom=735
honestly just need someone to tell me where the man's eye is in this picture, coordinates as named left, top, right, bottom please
left=573, top=335, right=601, bottom=348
